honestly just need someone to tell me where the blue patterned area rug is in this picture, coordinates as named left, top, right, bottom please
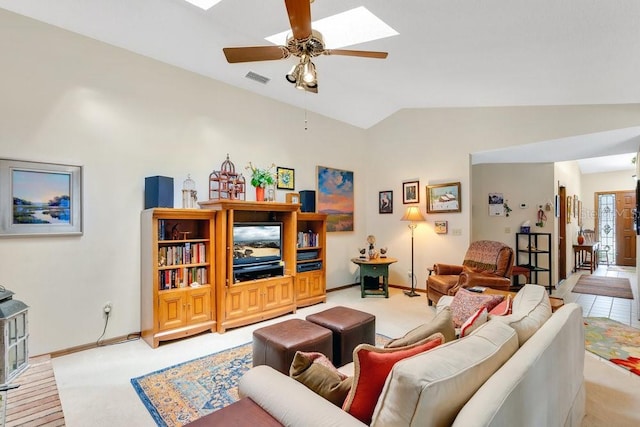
left=131, top=343, right=252, bottom=427
left=131, top=334, right=390, bottom=427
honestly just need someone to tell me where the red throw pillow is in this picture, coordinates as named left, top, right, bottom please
left=450, top=288, right=504, bottom=327
left=459, top=307, right=488, bottom=337
left=342, top=333, right=443, bottom=424
left=489, top=295, right=512, bottom=316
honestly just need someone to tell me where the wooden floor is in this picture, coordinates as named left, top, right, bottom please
left=3, top=355, right=65, bottom=427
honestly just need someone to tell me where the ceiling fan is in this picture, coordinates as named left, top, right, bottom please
left=222, top=0, right=388, bottom=93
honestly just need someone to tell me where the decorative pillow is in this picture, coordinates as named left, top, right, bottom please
left=459, top=307, right=487, bottom=337
left=489, top=295, right=512, bottom=316
left=342, top=333, right=444, bottom=424
left=289, top=351, right=352, bottom=407
left=385, top=306, right=456, bottom=347
left=450, top=288, right=504, bottom=327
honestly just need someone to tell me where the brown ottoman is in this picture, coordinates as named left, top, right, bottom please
left=252, top=319, right=333, bottom=374
left=306, top=306, right=376, bottom=366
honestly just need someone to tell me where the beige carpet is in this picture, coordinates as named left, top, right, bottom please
left=583, top=353, right=640, bottom=427
left=572, top=276, right=633, bottom=299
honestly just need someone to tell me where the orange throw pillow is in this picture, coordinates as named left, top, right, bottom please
left=342, top=333, right=443, bottom=424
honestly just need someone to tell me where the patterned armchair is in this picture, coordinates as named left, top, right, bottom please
left=426, top=240, right=514, bottom=305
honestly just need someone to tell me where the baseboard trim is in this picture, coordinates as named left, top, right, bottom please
left=45, top=332, right=141, bottom=359
left=327, top=283, right=425, bottom=294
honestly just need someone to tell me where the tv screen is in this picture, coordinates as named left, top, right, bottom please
left=233, top=222, right=282, bottom=266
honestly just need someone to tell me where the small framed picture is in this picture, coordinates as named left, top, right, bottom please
left=276, top=166, right=295, bottom=190
left=426, top=182, right=461, bottom=213
left=434, top=220, right=448, bottom=234
left=402, top=181, right=419, bottom=204
left=379, top=190, right=393, bottom=214
left=285, top=192, right=300, bottom=204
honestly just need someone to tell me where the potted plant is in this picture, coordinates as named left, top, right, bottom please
left=246, top=162, right=275, bottom=201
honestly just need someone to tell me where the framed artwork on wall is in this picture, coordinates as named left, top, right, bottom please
left=0, top=158, right=83, bottom=237
left=567, top=196, right=572, bottom=224
left=402, top=181, right=419, bottom=204
left=276, top=166, right=295, bottom=190
left=379, top=190, right=393, bottom=214
left=488, top=192, right=504, bottom=216
left=427, top=182, right=461, bottom=213
left=434, top=220, right=448, bottom=234
left=317, top=166, right=354, bottom=232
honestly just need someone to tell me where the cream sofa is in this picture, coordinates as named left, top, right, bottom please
left=238, top=285, right=585, bottom=427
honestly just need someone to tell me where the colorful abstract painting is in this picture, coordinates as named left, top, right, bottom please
left=317, top=166, right=354, bottom=232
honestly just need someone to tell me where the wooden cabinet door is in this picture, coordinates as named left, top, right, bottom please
left=307, top=271, right=325, bottom=297
left=187, top=286, right=212, bottom=324
left=263, top=277, right=294, bottom=311
left=295, top=275, right=311, bottom=300
left=226, top=282, right=262, bottom=320
left=158, top=291, right=186, bottom=331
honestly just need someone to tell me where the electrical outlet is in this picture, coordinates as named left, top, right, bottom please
left=103, top=302, right=112, bottom=315
left=452, top=228, right=462, bottom=236
left=505, top=227, right=511, bottom=234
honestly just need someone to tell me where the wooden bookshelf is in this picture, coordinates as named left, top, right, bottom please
left=141, top=208, right=216, bottom=348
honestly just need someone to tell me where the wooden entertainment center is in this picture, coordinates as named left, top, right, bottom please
left=141, top=201, right=327, bottom=347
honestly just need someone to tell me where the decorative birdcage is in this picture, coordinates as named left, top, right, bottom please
left=182, top=174, right=197, bottom=208
left=209, top=154, right=246, bottom=200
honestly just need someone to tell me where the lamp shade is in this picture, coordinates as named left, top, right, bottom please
left=401, top=206, right=426, bottom=222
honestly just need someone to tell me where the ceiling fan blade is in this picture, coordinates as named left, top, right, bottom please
left=223, top=46, right=290, bottom=63
left=323, top=49, right=388, bottom=59
left=285, top=0, right=312, bottom=40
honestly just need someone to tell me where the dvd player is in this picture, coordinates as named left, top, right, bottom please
left=297, top=261, right=322, bottom=272
left=297, top=251, right=319, bottom=261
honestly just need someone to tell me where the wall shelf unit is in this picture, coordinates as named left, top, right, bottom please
left=295, top=212, right=327, bottom=307
left=515, top=232, right=552, bottom=293
left=141, top=208, right=216, bottom=348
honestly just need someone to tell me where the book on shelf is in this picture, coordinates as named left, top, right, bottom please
left=297, top=230, right=319, bottom=248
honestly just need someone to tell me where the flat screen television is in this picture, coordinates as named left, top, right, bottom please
left=233, top=222, right=283, bottom=266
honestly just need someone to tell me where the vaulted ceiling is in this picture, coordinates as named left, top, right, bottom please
left=2, top=0, right=640, bottom=171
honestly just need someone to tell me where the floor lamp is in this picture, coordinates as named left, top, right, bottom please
left=401, top=206, right=426, bottom=297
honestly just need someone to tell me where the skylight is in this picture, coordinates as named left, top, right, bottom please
left=183, top=0, right=222, bottom=11
left=265, top=6, right=398, bottom=49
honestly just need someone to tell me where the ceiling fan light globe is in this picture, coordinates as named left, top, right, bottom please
left=302, top=61, right=316, bottom=83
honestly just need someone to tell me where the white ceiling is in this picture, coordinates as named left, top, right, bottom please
left=2, top=0, right=640, bottom=171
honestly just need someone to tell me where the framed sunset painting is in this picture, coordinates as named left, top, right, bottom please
left=317, top=166, right=354, bottom=232
left=0, top=159, right=83, bottom=236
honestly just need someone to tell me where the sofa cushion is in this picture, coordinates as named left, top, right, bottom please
left=460, top=307, right=487, bottom=337
left=370, top=320, right=519, bottom=427
left=343, top=333, right=444, bottom=425
left=385, top=306, right=456, bottom=347
left=490, top=284, right=551, bottom=345
left=452, top=303, right=585, bottom=427
left=450, top=288, right=504, bottom=327
left=289, top=351, right=353, bottom=407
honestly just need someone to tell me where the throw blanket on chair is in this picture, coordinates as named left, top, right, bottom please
left=462, top=240, right=508, bottom=275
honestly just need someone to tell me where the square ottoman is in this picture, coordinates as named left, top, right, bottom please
left=252, top=319, right=333, bottom=375
left=306, top=306, right=376, bottom=366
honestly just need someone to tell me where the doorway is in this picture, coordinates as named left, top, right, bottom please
left=595, top=190, right=636, bottom=266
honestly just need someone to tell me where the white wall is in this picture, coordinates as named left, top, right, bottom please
left=0, top=10, right=366, bottom=355
left=366, top=108, right=640, bottom=296
left=3, top=9, right=640, bottom=355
